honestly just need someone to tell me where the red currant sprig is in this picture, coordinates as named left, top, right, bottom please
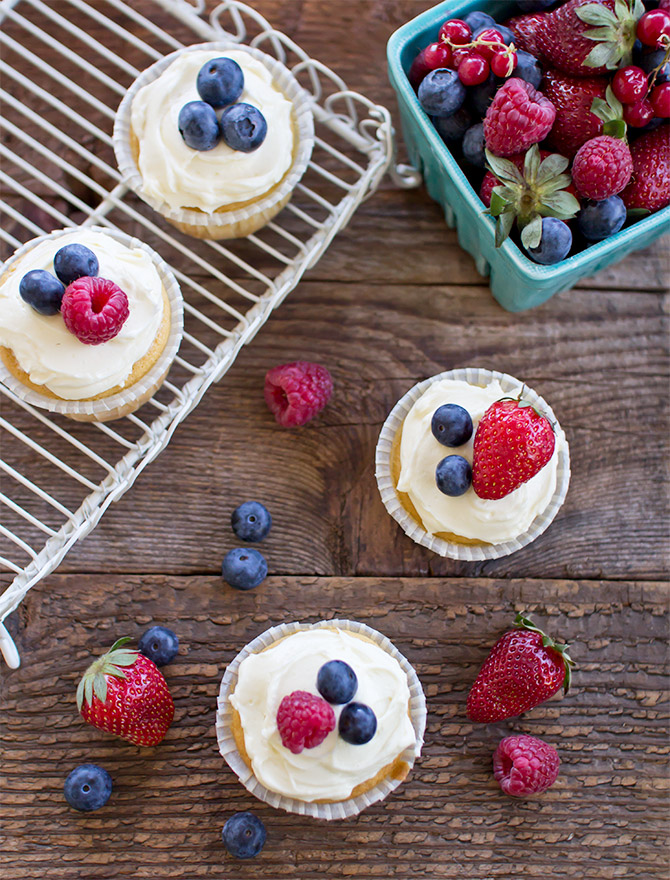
left=439, top=25, right=518, bottom=83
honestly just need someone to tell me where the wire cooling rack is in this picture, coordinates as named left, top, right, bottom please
left=0, top=0, right=395, bottom=667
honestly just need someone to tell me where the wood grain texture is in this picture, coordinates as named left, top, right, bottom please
left=2, top=575, right=669, bottom=879
left=1, top=0, right=669, bottom=878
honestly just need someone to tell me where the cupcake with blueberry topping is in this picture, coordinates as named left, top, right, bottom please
left=216, top=619, right=425, bottom=819
left=376, top=367, right=571, bottom=560
left=114, top=43, right=314, bottom=240
left=0, top=227, right=183, bottom=421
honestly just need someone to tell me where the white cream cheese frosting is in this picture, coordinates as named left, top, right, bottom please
left=130, top=49, right=294, bottom=212
left=397, top=378, right=562, bottom=544
left=0, top=230, right=164, bottom=400
left=229, top=628, right=417, bottom=803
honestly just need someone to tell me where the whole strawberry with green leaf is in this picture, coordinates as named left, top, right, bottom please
left=77, top=637, right=174, bottom=746
left=467, top=614, right=575, bottom=723
left=536, top=0, right=645, bottom=76
left=472, top=392, right=556, bottom=499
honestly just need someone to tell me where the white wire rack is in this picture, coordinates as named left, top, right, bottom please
left=0, top=0, right=395, bottom=668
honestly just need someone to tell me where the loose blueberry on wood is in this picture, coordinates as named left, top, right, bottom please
left=19, top=270, right=65, bottom=315
left=220, top=103, right=268, bottom=152
left=64, top=765, right=112, bottom=811
left=178, top=100, right=221, bottom=151
left=221, top=547, right=267, bottom=590
left=231, top=501, right=272, bottom=542
left=222, top=812, right=266, bottom=859
left=54, top=244, right=98, bottom=287
left=196, top=57, right=244, bottom=108
left=138, top=625, right=179, bottom=667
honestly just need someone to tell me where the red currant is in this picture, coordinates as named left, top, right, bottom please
left=474, top=28, right=505, bottom=61
left=612, top=65, right=649, bottom=104
left=490, top=50, right=518, bottom=78
left=636, top=9, right=670, bottom=48
left=452, top=46, right=473, bottom=69
left=423, top=41, right=453, bottom=71
left=650, top=82, right=670, bottom=117
left=458, top=53, right=491, bottom=86
left=438, top=18, right=472, bottom=45
left=623, top=98, right=655, bottom=127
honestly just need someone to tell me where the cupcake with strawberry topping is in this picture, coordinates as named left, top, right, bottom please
left=376, top=368, right=570, bottom=560
left=0, top=227, right=183, bottom=421
left=216, top=619, right=426, bottom=819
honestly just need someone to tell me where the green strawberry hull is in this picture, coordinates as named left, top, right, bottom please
left=387, top=0, right=670, bottom=311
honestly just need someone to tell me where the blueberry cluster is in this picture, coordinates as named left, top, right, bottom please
left=19, top=243, right=98, bottom=316
left=221, top=501, right=271, bottom=590
left=317, top=659, right=377, bottom=745
left=178, top=57, right=267, bottom=153
left=431, top=403, right=474, bottom=497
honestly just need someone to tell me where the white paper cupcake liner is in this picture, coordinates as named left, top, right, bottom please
left=216, top=618, right=426, bottom=821
left=375, top=367, right=571, bottom=561
left=0, top=225, right=183, bottom=421
left=113, top=42, right=315, bottom=237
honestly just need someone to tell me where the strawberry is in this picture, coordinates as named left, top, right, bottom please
left=480, top=149, right=580, bottom=208
left=621, top=125, right=670, bottom=211
left=467, top=614, right=575, bottom=723
left=504, top=12, right=548, bottom=56
left=484, top=78, right=557, bottom=157
left=571, top=134, right=633, bottom=198
left=76, top=637, right=174, bottom=746
left=471, top=392, right=556, bottom=499
left=536, top=0, right=644, bottom=77
left=542, top=68, right=608, bottom=157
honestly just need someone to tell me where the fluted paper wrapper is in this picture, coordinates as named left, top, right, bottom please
left=0, top=226, right=183, bottom=422
left=114, top=42, right=315, bottom=239
left=216, top=619, right=426, bottom=820
left=375, top=367, right=571, bottom=561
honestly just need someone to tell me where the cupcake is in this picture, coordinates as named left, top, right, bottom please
left=376, top=367, right=570, bottom=561
left=0, top=227, right=183, bottom=422
left=114, top=43, right=315, bottom=240
left=216, top=619, right=426, bottom=820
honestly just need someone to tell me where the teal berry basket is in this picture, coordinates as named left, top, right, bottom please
left=387, top=0, right=670, bottom=312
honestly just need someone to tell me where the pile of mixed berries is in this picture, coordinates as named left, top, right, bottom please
left=409, top=0, right=670, bottom=264
left=19, top=243, right=129, bottom=344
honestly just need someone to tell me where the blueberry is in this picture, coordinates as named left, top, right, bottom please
left=634, top=47, right=670, bottom=82
left=196, top=57, right=244, bottom=108
left=19, top=270, right=65, bottom=316
left=178, top=101, right=221, bottom=151
left=222, top=812, right=266, bottom=859
left=220, top=103, right=267, bottom=152
left=432, top=106, right=472, bottom=143
left=338, top=702, right=377, bottom=745
left=53, top=243, right=98, bottom=286
left=515, top=50, right=543, bottom=89
left=64, top=765, right=112, bottom=811
left=468, top=72, right=499, bottom=117
left=418, top=69, right=466, bottom=118
left=431, top=404, right=473, bottom=446
left=577, top=196, right=626, bottom=242
left=317, top=660, right=358, bottom=704
left=221, top=547, right=267, bottom=590
left=526, top=217, right=573, bottom=264
left=462, top=123, right=486, bottom=167
left=473, top=23, right=515, bottom=45
left=138, top=625, right=179, bottom=666
left=463, top=10, right=496, bottom=32
left=231, top=501, right=272, bottom=542
left=435, top=455, right=472, bottom=496
left=516, top=0, right=556, bottom=11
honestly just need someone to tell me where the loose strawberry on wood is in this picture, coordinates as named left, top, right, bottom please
left=467, top=614, right=575, bottom=723
left=76, top=637, right=174, bottom=747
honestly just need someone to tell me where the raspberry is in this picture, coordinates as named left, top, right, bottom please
left=493, top=735, right=560, bottom=797
left=61, top=276, right=129, bottom=345
left=571, top=135, right=633, bottom=200
left=264, top=361, right=333, bottom=427
left=483, top=79, right=556, bottom=157
left=276, top=690, right=335, bottom=754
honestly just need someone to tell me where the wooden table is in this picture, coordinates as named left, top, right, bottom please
left=1, top=2, right=668, bottom=877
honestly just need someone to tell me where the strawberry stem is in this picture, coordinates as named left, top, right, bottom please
left=513, top=612, right=575, bottom=692
left=76, top=637, right=139, bottom=711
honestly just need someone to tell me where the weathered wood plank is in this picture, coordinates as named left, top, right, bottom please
left=1, top=575, right=668, bottom=879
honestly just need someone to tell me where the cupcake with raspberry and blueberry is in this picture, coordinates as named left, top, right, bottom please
left=375, top=367, right=570, bottom=561
left=114, top=43, right=314, bottom=240
left=0, top=227, right=183, bottom=421
left=216, top=619, right=425, bottom=819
